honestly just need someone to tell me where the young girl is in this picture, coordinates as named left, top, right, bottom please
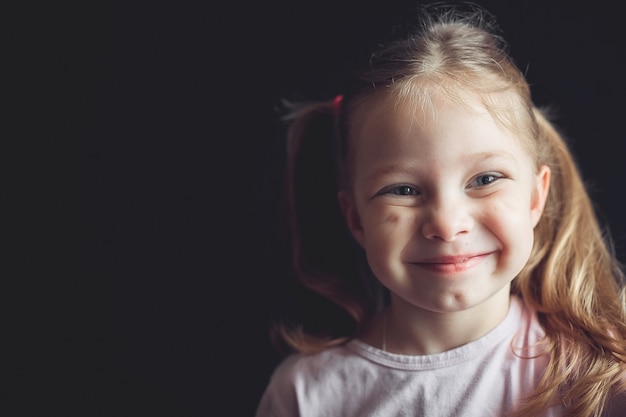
left=256, top=3, right=626, bottom=416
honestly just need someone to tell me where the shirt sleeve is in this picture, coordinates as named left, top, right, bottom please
left=254, top=356, right=301, bottom=417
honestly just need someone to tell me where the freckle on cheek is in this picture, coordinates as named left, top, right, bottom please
left=384, top=213, right=400, bottom=223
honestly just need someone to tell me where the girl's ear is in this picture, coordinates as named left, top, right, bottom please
left=530, top=165, right=551, bottom=228
left=338, top=191, right=365, bottom=247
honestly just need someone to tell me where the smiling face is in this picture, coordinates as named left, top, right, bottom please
left=339, top=92, right=550, bottom=317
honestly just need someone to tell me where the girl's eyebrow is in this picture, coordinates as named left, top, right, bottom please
left=470, top=151, right=519, bottom=164
left=364, top=162, right=420, bottom=183
left=365, top=151, right=519, bottom=182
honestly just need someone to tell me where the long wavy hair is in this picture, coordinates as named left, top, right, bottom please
left=271, top=3, right=626, bottom=416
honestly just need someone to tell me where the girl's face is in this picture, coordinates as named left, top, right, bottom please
left=339, top=93, right=550, bottom=316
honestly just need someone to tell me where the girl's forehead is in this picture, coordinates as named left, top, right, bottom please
left=348, top=87, right=536, bottom=155
left=342, top=89, right=540, bottom=179
left=351, top=90, right=489, bottom=135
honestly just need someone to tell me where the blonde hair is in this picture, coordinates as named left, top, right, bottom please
left=275, top=3, right=626, bottom=416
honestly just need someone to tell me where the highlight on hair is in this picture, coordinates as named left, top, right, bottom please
left=271, top=2, right=626, bottom=415
left=512, top=107, right=626, bottom=416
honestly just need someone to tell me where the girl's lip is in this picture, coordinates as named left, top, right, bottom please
left=413, top=253, right=492, bottom=273
left=418, top=253, right=489, bottom=264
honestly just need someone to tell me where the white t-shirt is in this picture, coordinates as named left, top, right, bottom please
left=255, top=296, right=561, bottom=417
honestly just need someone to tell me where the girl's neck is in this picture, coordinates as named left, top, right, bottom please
left=380, top=290, right=511, bottom=355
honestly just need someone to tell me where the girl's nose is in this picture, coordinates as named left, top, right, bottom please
left=421, top=196, right=474, bottom=242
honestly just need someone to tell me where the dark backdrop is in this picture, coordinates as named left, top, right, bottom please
left=23, top=0, right=626, bottom=416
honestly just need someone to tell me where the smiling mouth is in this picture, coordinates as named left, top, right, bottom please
left=414, top=253, right=491, bottom=273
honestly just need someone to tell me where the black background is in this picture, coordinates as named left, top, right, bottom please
left=20, top=0, right=626, bottom=416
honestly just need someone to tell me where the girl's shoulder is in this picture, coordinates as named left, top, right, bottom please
left=267, top=344, right=357, bottom=385
left=255, top=346, right=356, bottom=417
left=267, top=295, right=545, bottom=378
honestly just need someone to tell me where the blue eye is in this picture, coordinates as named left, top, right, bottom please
left=389, top=185, right=419, bottom=196
left=469, top=174, right=501, bottom=187
left=372, top=184, right=421, bottom=200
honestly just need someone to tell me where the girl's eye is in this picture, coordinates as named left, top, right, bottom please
left=469, top=173, right=502, bottom=188
left=388, top=185, right=419, bottom=196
